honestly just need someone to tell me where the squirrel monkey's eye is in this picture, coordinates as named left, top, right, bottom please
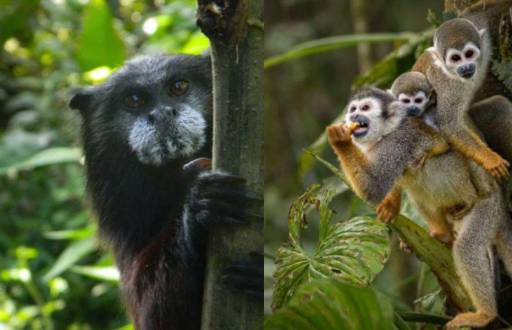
left=350, top=106, right=356, bottom=112
left=465, top=50, right=474, bottom=59
left=450, top=54, right=462, bottom=62
left=170, top=80, right=189, bottom=96
left=414, top=98, right=423, bottom=104
left=124, top=93, right=145, bottom=108
left=361, top=104, right=370, bottom=111
left=402, top=98, right=411, bottom=104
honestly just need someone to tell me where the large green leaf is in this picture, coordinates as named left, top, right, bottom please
left=272, top=185, right=391, bottom=310
left=76, top=0, right=125, bottom=71
left=266, top=279, right=394, bottom=330
left=0, top=147, right=81, bottom=175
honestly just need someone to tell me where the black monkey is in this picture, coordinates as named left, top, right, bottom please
left=69, top=55, right=261, bottom=330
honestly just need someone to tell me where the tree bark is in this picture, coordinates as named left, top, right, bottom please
left=196, top=1, right=263, bottom=329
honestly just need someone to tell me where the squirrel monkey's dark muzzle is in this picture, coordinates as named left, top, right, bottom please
left=406, top=106, right=422, bottom=117
left=457, top=64, right=476, bottom=79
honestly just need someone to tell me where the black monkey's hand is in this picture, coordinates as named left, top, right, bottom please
left=222, top=251, right=263, bottom=298
left=187, top=170, right=260, bottom=227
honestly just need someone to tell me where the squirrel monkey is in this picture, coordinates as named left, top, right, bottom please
left=329, top=87, right=512, bottom=329
left=412, top=18, right=510, bottom=180
left=326, top=87, right=448, bottom=205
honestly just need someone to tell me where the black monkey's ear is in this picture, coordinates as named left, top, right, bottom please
left=69, top=87, right=96, bottom=113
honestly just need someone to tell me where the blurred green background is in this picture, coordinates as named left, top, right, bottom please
left=264, top=0, right=450, bottom=321
left=0, top=0, right=209, bottom=329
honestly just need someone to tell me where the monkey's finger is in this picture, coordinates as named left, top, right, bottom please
left=196, top=172, right=246, bottom=187
left=195, top=199, right=261, bottom=222
left=200, top=187, right=262, bottom=203
left=183, top=158, right=212, bottom=173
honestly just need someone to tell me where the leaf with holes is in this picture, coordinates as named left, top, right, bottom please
left=272, top=185, right=390, bottom=310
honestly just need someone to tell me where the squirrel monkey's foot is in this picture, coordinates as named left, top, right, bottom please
left=481, top=151, right=510, bottom=181
left=445, top=311, right=496, bottom=329
left=376, top=197, right=400, bottom=224
left=429, top=230, right=453, bottom=246
left=326, top=124, right=354, bottom=147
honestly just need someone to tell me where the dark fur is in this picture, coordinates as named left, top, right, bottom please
left=70, top=54, right=258, bottom=330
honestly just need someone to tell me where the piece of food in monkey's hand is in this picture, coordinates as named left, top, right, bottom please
left=345, top=122, right=360, bottom=133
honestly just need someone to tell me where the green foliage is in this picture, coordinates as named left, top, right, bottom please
left=272, top=185, right=391, bottom=310
left=266, top=279, right=394, bottom=330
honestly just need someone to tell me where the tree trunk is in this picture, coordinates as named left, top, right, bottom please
left=196, top=1, right=263, bottom=329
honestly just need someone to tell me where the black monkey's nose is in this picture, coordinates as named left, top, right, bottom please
left=147, top=107, right=176, bottom=125
left=457, top=64, right=475, bottom=79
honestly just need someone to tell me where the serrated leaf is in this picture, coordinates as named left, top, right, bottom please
left=272, top=186, right=390, bottom=310
left=76, top=0, right=125, bottom=71
left=43, top=237, right=97, bottom=281
left=0, top=147, right=82, bottom=175
left=266, top=279, right=394, bottom=330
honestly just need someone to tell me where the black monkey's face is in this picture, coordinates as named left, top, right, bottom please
left=70, top=55, right=212, bottom=166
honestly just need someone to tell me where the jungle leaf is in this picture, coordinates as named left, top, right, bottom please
left=272, top=185, right=391, bottom=310
left=0, top=147, right=82, bottom=175
left=266, top=279, right=394, bottom=330
left=76, top=0, right=126, bottom=71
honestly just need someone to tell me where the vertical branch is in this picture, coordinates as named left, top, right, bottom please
left=197, top=0, right=263, bottom=329
left=350, top=0, right=372, bottom=73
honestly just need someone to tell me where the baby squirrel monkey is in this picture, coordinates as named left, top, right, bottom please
left=328, top=87, right=512, bottom=329
left=412, top=18, right=510, bottom=180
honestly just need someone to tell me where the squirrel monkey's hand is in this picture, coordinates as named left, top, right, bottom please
left=480, top=151, right=510, bottom=181
left=326, top=123, right=358, bottom=147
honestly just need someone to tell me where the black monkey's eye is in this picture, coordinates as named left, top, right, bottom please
left=169, top=80, right=189, bottom=96
left=124, top=93, right=145, bottom=108
left=450, top=54, right=461, bottom=62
